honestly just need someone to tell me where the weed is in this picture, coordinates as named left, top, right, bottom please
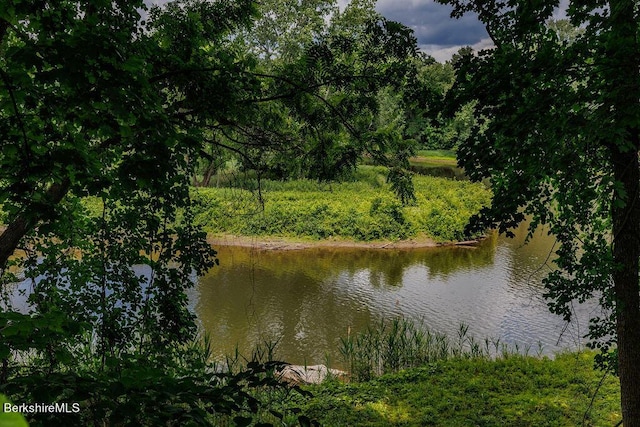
left=191, top=166, right=490, bottom=242
left=301, top=323, right=622, bottom=426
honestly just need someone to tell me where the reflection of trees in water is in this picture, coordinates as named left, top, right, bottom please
left=421, top=235, right=497, bottom=280
left=409, top=164, right=467, bottom=180
left=358, top=242, right=496, bottom=287
left=197, top=231, right=561, bottom=363
left=499, top=221, right=558, bottom=293
left=199, top=253, right=376, bottom=363
left=212, top=237, right=497, bottom=286
left=202, top=240, right=500, bottom=333
left=210, top=238, right=498, bottom=290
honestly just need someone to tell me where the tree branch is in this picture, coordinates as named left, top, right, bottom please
left=247, top=71, right=361, bottom=138
left=0, top=179, right=71, bottom=271
left=0, top=68, right=31, bottom=163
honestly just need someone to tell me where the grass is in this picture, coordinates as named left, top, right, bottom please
left=5, top=157, right=479, bottom=243
left=338, top=320, right=534, bottom=382
left=299, top=318, right=621, bottom=426
left=299, top=352, right=621, bottom=426
left=415, top=149, right=456, bottom=158
left=411, top=150, right=458, bottom=167
left=210, top=318, right=621, bottom=426
left=191, top=165, right=490, bottom=242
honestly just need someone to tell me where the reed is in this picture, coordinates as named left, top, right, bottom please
left=339, top=317, right=543, bottom=382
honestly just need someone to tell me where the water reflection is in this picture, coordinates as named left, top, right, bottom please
left=409, top=164, right=467, bottom=180
left=195, top=224, right=594, bottom=366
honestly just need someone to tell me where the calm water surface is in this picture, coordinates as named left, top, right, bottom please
left=194, top=224, right=599, bottom=366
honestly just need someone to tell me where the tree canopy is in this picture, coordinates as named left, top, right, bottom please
left=0, top=0, right=433, bottom=424
left=0, top=1, right=257, bottom=423
left=193, top=0, right=427, bottom=202
left=437, top=0, right=640, bottom=423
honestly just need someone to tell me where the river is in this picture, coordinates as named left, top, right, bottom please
left=5, top=222, right=598, bottom=367
left=194, top=223, right=598, bottom=366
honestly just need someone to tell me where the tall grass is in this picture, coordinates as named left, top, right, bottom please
left=210, top=325, right=616, bottom=426
left=339, top=317, right=544, bottom=382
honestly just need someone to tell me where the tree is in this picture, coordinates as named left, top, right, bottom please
left=546, top=18, right=585, bottom=44
left=437, top=0, right=640, bottom=423
left=0, top=0, right=256, bottom=270
left=0, top=1, right=309, bottom=424
left=189, top=0, right=423, bottom=203
left=1, top=0, right=424, bottom=423
left=237, top=0, right=337, bottom=62
left=398, top=54, right=478, bottom=151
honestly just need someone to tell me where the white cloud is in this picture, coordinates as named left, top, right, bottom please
left=552, top=0, right=570, bottom=20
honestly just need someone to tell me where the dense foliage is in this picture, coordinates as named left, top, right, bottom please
left=191, top=0, right=474, bottom=200
left=188, top=0, right=424, bottom=203
left=0, top=0, right=479, bottom=424
left=7, top=0, right=621, bottom=424
left=190, top=166, right=490, bottom=242
left=437, top=0, right=640, bottom=422
left=0, top=1, right=311, bottom=425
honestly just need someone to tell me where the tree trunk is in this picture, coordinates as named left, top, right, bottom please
left=606, top=1, right=640, bottom=424
left=200, top=160, right=217, bottom=188
left=0, top=215, right=33, bottom=271
left=611, top=146, right=640, bottom=426
left=0, top=180, right=70, bottom=271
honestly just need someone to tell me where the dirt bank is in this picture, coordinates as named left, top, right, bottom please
left=206, top=233, right=482, bottom=251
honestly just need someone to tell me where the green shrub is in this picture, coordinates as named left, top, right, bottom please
left=190, top=166, right=491, bottom=242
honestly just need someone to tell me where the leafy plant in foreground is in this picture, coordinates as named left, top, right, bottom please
left=0, top=1, right=314, bottom=425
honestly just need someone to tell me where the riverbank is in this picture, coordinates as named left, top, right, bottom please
left=3, top=162, right=487, bottom=246
left=192, top=165, right=491, bottom=244
left=206, top=232, right=485, bottom=251
left=298, top=352, right=621, bottom=426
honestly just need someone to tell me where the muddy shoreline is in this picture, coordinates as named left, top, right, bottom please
left=206, top=233, right=483, bottom=251
left=0, top=225, right=482, bottom=252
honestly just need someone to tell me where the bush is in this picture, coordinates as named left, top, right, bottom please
left=190, top=166, right=491, bottom=242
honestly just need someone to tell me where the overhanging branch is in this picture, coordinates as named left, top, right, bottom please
left=0, top=179, right=71, bottom=272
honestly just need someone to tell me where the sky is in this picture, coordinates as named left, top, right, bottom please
left=352, top=0, right=493, bottom=62
left=147, top=0, right=569, bottom=63
left=350, top=0, right=569, bottom=62
left=147, top=0, right=491, bottom=62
